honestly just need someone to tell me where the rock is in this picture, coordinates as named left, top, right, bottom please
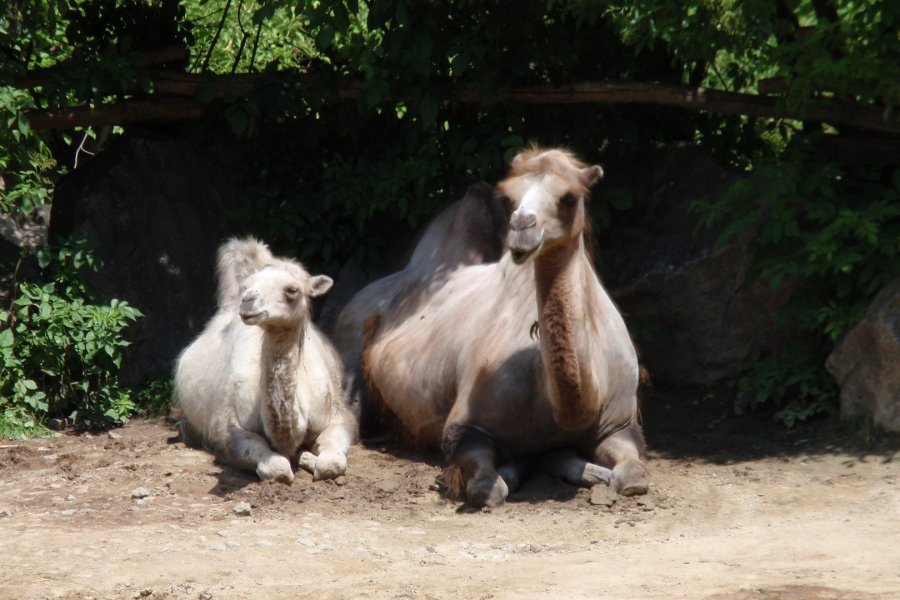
left=131, top=487, right=151, bottom=500
left=589, top=485, right=617, bottom=507
left=107, top=430, right=122, bottom=440
left=377, top=478, right=401, bottom=494
left=603, top=145, right=791, bottom=385
left=826, top=278, right=900, bottom=432
left=0, top=509, right=13, bottom=518
left=47, top=418, right=66, bottom=431
left=232, top=501, right=252, bottom=516
left=50, top=132, right=240, bottom=384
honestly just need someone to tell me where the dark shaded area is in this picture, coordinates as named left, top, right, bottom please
left=642, top=385, right=900, bottom=464
left=49, top=128, right=241, bottom=385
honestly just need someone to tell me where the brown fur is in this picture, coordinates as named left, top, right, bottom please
left=535, top=253, right=588, bottom=429
left=340, top=147, right=646, bottom=504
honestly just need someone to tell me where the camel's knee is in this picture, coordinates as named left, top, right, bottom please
left=594, top=424, right=649, bottom=495
left=313, top=449, right=348, bottom=481
left=256, top=454, right=294, bottom=484
left=466, top=471, right=509, bottom=508
left=612, top=460, right=649, bottom=496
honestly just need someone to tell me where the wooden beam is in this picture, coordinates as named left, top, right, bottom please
left=22, top=96, right=203, bottom=129
left=19, top=75, right=900, bottom=135
left=14, top=46, right=189, bottom=89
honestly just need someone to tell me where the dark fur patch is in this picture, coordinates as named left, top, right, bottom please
left=534, top=255, right=592, bottom=429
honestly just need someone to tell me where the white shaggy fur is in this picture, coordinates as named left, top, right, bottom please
left=173, top=237, right=356, bottom=483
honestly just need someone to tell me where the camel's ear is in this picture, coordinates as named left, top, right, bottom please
left=307, top=275, right=333, bottom=298
left=581, top=165, right=604, bottom=188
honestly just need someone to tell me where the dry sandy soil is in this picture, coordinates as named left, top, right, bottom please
left=1, top=392, right=898, bottom=600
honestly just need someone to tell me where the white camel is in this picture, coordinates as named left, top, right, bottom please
left=173, top=237, right=355, bottom=483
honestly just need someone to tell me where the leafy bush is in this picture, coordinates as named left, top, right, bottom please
left=694, top=135, right=900, bottom=425
left=0, top=241, right=143, bottom=435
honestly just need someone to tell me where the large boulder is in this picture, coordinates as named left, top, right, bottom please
left=602, top=144, right=791, bottom=386
left=825, top=278, right=900, bottom=432
left=49, top=131, right=239, bottom=384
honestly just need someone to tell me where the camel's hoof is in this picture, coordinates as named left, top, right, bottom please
left=582, top=463, right=613, bottom=487
left=466, top=473, right=509, bottom=508
left=312, top=451, right=348, bottom=481
left=257, top=455, right=294, bottom=485
left=612, top=461, right=649, bottom=496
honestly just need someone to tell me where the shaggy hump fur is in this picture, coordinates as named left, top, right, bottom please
left=173, top=237, right=356, bottom=484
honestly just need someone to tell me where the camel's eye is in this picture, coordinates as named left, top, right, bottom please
left=285, top=286, right=300, bottom=297
left=560, top=192, right=578, bottom=209
left=495, top=191, right=512, bottom=208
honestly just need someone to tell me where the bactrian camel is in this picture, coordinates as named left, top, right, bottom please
left=338, top=147, right=649, bottom=507
left=173, top=237, right=355, bottom=483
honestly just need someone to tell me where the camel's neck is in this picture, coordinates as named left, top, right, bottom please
left=533, top=239, right=595, bottom=430
left=260, top=326, right=304, bottom=441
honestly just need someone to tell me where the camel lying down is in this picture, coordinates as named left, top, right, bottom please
left=173, top=238, right=356, bottom=483
left=337, top=147, right=649, bottom=507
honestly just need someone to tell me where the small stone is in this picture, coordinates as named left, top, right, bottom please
left=377, top=479, right=400, bottom=493
left=107, top=431, right=122, bottom=440
left=66, top=494, right=76, bottom=501
left=0, top=509, right=12, bottom=518
left=48, top=418, right=66, bottom=431
left=232, top=502, right=252, bottom=516
left=131, top=487, right=151, bottom=499
left=589, top=485, right=617, bottom=507
left=59, top=509, right=75, bottom=516
left=208, top=543, right=226, bottom=552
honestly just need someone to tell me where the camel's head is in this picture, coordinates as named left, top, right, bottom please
left=499, top=147, right=603, bottom=264
left=238, top=261, right=333, bottom=330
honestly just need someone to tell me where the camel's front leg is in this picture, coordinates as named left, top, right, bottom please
left=593, top=423, right=649, bottom=496
left=300, top=414, right=354, bottom=481
left=538, top=449, right=611, bottom=487
left=226, top=426, right=294, bottom=484
left=447, top=427, right=508, bottom=508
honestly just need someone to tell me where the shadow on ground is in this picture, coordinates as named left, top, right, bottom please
left=643, top=385, right=900, bottom=465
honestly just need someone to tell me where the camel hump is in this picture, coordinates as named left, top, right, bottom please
left=215, top=236, right=276, bottom=309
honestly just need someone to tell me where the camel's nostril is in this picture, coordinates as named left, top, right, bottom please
left=510, top=211, right=537, bottom=231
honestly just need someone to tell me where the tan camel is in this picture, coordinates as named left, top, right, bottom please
left=352, top=147, right=649, bottom=507
left=173, top=238, right=355, bottom=483
left=331, top=182, right=507, bottom=429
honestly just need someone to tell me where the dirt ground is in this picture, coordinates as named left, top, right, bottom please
left=1, top=391, right=898, bottom=600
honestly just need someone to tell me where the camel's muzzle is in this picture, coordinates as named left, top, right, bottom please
left=239, top=291, right=267, bottom=325
left=507, top=228, right=542, bottom=264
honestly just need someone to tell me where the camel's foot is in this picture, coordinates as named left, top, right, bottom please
left=581, top=462, right=613, bottom=487
left=466, top=472, right=509, bottom=508
left=539, top=450, right=612, bottom=487
left=611, top=460, right=649, bottom=496
left=256, top=454, right=294, bottom=485
left=306, top=450, right=347, bottom=481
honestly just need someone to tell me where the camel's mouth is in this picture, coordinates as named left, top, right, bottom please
left=510, top=246, right=538, bottom=264
left=507, top=228, right=542, bottom=264
left=240, top=310, right=267, bottom=325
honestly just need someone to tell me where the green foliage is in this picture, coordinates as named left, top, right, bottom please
left=0, top=87, right=57, bottom=216
left=694, top=135, right=900, bottom=425
left=0, top=241, right=143, bottom=435
left=134, top=377, right=174, bottom=417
